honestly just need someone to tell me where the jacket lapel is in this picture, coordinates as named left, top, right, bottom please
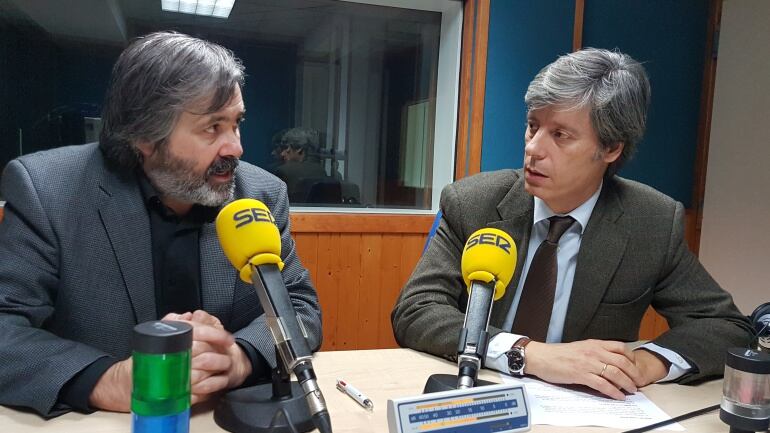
left=562, top=181, right=628, bottom=341
left=199, top=222, right=236, bottom=324
left=488, top=175, right=535, bottom=327
left=97, top=168, right=156, bottom=324
left=200, top=178, right=247, bottom=324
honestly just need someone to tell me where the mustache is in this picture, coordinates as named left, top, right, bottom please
left=207, top=157, right=239, bottom=177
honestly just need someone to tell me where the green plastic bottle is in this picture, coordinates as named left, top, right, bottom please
left=132, top=321, right=192, bottom=433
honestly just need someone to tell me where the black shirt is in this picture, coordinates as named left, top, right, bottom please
left=145, top=193, right=214, bottom=317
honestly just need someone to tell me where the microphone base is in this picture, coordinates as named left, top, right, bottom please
left=214, top=381, right=315, bottom=433
left=423, top=373, right=498, bottom=394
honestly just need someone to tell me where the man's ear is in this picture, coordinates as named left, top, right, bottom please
left=135, top=141, right=155, bottom=159
left=603, top=142, right=624, bottom=164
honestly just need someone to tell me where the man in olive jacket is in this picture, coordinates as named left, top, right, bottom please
left=392, top=48, right=751, bottom=400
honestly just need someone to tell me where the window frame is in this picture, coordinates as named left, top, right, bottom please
left=289, top=0, right=463, bottom=214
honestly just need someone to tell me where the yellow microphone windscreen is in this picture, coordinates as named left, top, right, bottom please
left=215, top=198, right=284, bottom=283
left=461, top=228, right=517, bottom=300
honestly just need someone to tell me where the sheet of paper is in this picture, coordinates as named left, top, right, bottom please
left=500, top=375, right=684, bottom=431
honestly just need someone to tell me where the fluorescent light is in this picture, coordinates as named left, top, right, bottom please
left=160, top=0, right=234, bottom=19
left=196, top=0, right=216, bottom=15
left=179, top=0, right=197, bottom=13
left=161, top=0, right=180, bottom=12
left=212, top=0, right=235, bottom=18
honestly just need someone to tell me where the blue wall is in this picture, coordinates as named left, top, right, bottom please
left=480, top=0, right=709, bottom=207
left=582, top=0, right=708, bottom=207
left=481, top=0, right=574, bottom=173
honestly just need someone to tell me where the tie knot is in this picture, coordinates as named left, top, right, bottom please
left=546, top=215, right=575, bottom=244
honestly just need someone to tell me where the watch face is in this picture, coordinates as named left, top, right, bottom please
left=507, top=348, right=524, bottom=372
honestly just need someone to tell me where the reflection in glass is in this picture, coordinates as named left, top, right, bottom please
left=0, top=0, right=442, bottom=209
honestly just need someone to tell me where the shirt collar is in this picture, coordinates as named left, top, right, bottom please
left=533, top=182, right=603, bottom=234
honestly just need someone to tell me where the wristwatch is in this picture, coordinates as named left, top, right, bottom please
left=506, top=337, right=532, bottom=376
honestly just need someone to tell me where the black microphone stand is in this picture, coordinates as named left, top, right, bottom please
left=424, top=279, right=498, bottom=394
left=214, top=352, right=315, bottom=433
left=214, top=262, right=330, bottom=433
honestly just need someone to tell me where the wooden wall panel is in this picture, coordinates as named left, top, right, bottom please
left=315, top=233, right=342, bottom=350
left=358, top=234, right=383, bottom=349
left=291, top=214, right=430, bottom=352
left=293, top=233, right=319, bottom=279
left=336, top=233, right=362, bottom=350
left=380, top=234, right=411, bottom=348
left=291, top=213, right=434, bottom=233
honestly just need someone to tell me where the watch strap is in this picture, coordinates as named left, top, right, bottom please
left=513, top=336, right=532, bottom=350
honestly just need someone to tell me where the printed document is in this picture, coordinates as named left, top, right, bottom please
left=501, top=375, right=684, bottom=430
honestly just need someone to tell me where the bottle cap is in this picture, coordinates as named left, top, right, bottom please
left=132, top=321, right=192, bottom=354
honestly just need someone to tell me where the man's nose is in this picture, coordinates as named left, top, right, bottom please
left=220, top=129, right=243, bottom=159
left=525, top=130, right=546, bottom=159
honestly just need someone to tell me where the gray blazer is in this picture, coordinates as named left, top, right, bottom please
left=0, top=143, right=322, bottom=417
left=392, top=169, right=752, bottom=383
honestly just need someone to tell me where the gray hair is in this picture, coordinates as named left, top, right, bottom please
left=99, top=31, right=245, bottom=170
left=525, top=48, right=650, bottom=175
left=282, top=127, right=320, bottom=151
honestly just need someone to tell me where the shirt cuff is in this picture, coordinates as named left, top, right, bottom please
left=58, top=357, right=118, bottom=413
left=235, top=339, right=270, bottom=387
left=637, top=343, right=692, bottom=382
left=485, top=332, right=527, bottom=375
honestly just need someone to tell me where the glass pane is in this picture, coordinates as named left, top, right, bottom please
left=0, top=0, right=444, bottom=210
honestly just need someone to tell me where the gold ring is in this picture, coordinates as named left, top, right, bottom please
left=599, top=363, right=609, bottom=377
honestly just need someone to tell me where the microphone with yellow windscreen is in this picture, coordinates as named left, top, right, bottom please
left=216, top=198, right=283, bottom=284
left=461, top=227, right=517, bottom=301
left=214, top=199, right=332, bottom=433
left=454, top=228, right=517, bottom=390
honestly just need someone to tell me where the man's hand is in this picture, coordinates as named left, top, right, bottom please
left=89, top=358, right=132, bottom=412
left=633, top=349, right=669, bottom=386
left=524, top=339, right=644, bottom=400
left=164, top=311, right=252, bottom=405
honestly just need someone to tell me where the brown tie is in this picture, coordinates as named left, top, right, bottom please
left=511, top=215, right=575, bottom=342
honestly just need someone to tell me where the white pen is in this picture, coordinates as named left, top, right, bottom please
left=336, top=378, right=374, bottom=411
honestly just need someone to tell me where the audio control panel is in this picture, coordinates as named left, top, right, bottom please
left=387, top=383, right=530, bottom=433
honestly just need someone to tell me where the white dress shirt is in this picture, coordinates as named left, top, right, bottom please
left=485, top=184, right=691, bottom=382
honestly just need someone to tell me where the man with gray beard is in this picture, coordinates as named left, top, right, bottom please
left=0, top=31, right=322, bottom=417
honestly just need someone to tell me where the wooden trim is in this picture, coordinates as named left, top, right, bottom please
left=290, top=213, right=435, bottom=234
left=454, top=0, right=476, bottom=180
left=454, top=0, right=490, bottom=180
left=467, top=0, right=490, bottom=177
left=573, top=0, right=585, bottom=51
left=690, top=0, right=722, bottom=256
left=684, top=209, right=697, bottom=252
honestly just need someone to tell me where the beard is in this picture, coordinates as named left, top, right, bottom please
left=145, top=147, right=239, bottom=207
